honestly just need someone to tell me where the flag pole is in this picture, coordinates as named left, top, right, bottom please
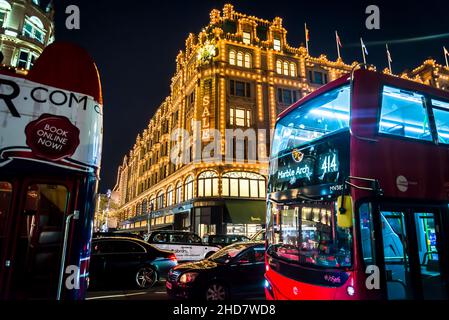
left=444, top=46, right=449, bottom=68
left=335, top=31, right=341, bottom=60
left=386, top=43, right=392, bottom=73
left=360, top=38, right=367, bottom=65
left=305, top=23, right=309, bottom=55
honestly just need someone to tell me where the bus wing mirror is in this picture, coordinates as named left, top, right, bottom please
left=337, top=196, right=353, bottom=228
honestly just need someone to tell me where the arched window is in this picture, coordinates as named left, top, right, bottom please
left=184, top=176, right=194, bottom=200
left=198, top=171, right=219, bottom=197
left=23, top=16, right=46, bottom=43
left=167, top=185, right=174, bottom=207
left=229, top=50, right=236, bottom=65
left=156, top=190, right=165, bottom=210
left=290, top=62, right=297, bottom=77
left=276, top=60, right=282, bottom=74
left=222, top=172, right=266, bottom=198
left=237, top=51, right=243, bottom=67
left=175, top=181, right=182, bottom=203
left=142, top=199, right=148, bottom=215
left=283, top=61, right=289, bottom=76
left=136, top=202, right=142, bottom=217
left=244, top=53, right=251, bottom=68
left=149, top=195, right=156, bottom=211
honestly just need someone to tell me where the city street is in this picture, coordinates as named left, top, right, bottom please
left=86, top=282, right=169, bottom=301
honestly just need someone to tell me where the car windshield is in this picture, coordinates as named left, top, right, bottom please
left=267, top=201, right=352, bottom=269
left=208, top=243, right=251, bottom=264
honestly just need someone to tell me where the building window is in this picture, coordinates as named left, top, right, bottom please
left=276, top=60, right=282, bottom=74
left=290, top=63, right=297, bottom=77
left=308, top=70, right=328, bottom=85
left=222, top=172, right=266, bottom=198
left=184, top=176, right=194, bottom=201
left=149, top=196, right=155, bottom=212
left=16, top=50, right=38, bottom=70
left=156, top=191, right=165, bottom=210
left=198, top=171, right=219, bottom=197
left=230, top=80, right=251, bottom=98
left=0, top=0, right=11, bottom=27
left=166, top=185, right=174, bottom=207
left=175, top=181, right=182, bottom=203
left=230, top=107, right=251, bottom=127
left=23, top=16, right=46, bottom=44
left=244, top=53, right=252, bottom=68
left=229, top=50, right=236, bottom=65
left=277, top=88, right=299, bottom=105
left=243, top=31, right=251, bottom=45
left=237, top=51, right=243, bottom=67
left=273, top=37, right=281, bottom=51
left=142, top=199, right=148, bottom=215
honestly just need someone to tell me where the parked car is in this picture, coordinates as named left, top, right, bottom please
left=166, top=241, right=265, bottom=300
left=250, top=229, right=266, bottom=241
left=89, top=237, right=177, bottom=290
left=93, top=232, right=144, bottom=240
left=202, top=234, right=250, bottom=248
left=146, top=231, right=220, bottom=262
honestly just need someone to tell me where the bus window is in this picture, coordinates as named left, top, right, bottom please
left=414, top=212, right=447, bottom=300
left=271, top=85, right=350, bottom=158
left=14, top=184, right=69, bottom=298
left=359, top=203, right=375, bottom=265
left=379, top=86, right=432, bottom=141
left=431, top=99, right=449, bottom=144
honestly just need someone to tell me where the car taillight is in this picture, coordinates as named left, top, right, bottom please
left=169, top=254, right=177, bottom=262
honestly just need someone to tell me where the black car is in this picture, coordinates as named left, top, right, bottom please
left=202, top=234, right=250, bottom=248
left=166, top=241, right=265, bottom=300
left=89, top=237, right=177, bottom=290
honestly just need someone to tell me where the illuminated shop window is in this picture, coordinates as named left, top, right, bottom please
left=273, top=37, right=281, bottom=51
left=184, top=176, right=194, bottom=200
left=243, top=31, right=251, bottom=44
left=23, top=16, right=46, bottom=44
left=230, top=107, right=251, bottom=127
left=222, top=171, right=265, bottom=198
left=229, top=50, right=236, bottom=65
left=379, top=86, right=431, bottom=141
left=198, top=171, right=219, bottom=197
left=175, top=181, right=182, bottom=203
left=431, top=99, right=449, bottom=144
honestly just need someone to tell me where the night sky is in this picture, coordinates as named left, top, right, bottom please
left=53, top=0, right=449, bottom=192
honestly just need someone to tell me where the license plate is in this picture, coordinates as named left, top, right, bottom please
left=166, top=281, right=173, bottom=290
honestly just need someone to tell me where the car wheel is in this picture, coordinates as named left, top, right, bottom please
left=135, top=266, right=157, bottom=289
left=205, top=282, right=228, bottom=301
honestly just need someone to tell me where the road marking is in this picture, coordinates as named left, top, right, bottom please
left=86, top=292, right=149, bottom=300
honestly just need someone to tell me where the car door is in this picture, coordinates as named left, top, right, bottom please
left=89, top=240, right=108, bottom=284
left=228, top=246, right=265, bottom=298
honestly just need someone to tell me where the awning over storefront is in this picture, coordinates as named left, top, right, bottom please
left=224, top=200, right=266, bottom=225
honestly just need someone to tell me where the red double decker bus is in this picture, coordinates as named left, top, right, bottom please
left=0, top=43, right=103, bottom=300
left=265, top=68, right=449, bottom=300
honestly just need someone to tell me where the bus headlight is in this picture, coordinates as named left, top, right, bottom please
left=346, top=285, right=355, bottom=296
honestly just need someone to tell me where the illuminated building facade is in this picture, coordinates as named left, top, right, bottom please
left=113, top=4, right=355, bottom=237
left=113, top=4, right=449, bottom=237
left=0, top=0, right=54, bottom=70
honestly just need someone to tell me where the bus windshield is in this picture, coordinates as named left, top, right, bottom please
left=271, top=85, right=350, bottom=158
left=267, top=201, right=352, bottom=269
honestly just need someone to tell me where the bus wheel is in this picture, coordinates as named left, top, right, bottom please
left=135, top=266, right=157, bottom=289
left=205, top=282, right=228, bottom=301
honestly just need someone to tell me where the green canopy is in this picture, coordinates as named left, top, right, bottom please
left=225, top=200, right=266, bottom=224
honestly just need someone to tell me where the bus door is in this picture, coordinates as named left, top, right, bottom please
left=0, top=177, right=74, bottom=300
left=376, top=205, right=448, bottom=300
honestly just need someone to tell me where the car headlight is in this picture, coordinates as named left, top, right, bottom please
left=179, top=272, right=199, bottom=284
